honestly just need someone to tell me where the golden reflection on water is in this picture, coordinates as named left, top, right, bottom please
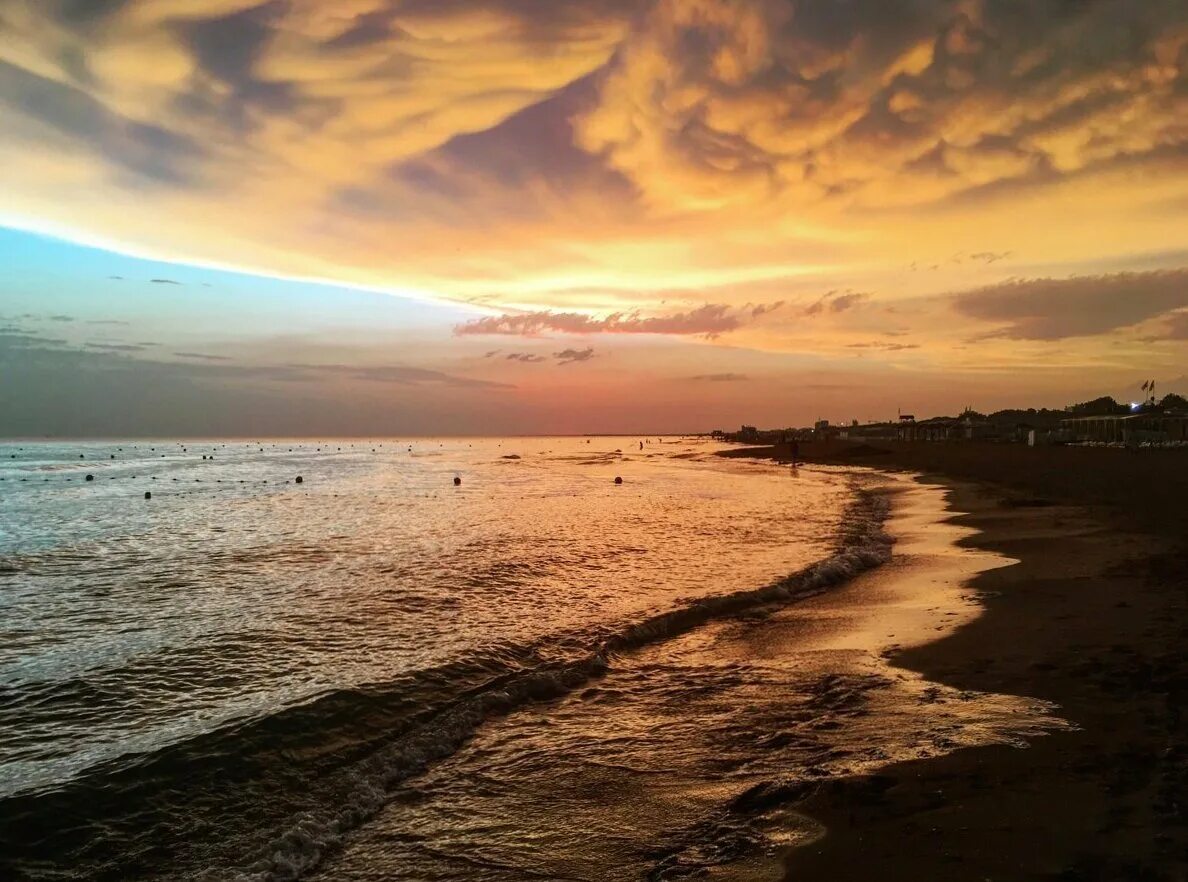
left=0, top=442, right=1066, bottom=882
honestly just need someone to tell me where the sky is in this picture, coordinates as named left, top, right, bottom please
left=1, top=0, right=1186, bottom=436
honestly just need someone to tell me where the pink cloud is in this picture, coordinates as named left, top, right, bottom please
left=455, top=302, right=781, bottom=337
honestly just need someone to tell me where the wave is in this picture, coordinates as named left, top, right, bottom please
left=0, top=491, right=892, bottom=882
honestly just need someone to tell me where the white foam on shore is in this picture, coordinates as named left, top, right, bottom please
left=215, top=488, right=897, bottom=882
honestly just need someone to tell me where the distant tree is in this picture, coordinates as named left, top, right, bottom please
left=1066, top=396, right=1129, bottom=416
left=988, top=408, right=1065, bottom=428
left=1159, top=392, right=1188, bottom=410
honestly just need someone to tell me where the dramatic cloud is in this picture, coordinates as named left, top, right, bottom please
left=455, top=303, right=774, bottom=337
left=0, top=0, right=1182, bottom=321
left=576, top=0, right=1188, bottom=212
left=954, top=269, right=1188, bottom=340
left=1, top=0, right=1187, bottom=426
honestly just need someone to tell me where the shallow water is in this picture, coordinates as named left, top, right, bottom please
left=0, top=438, right=1059, bottom=880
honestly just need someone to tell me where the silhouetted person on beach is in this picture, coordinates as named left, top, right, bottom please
left=791, top=441, right=800, bottom=465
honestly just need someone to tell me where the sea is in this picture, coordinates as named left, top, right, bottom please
left=0, top=438, right=1061, bottom=881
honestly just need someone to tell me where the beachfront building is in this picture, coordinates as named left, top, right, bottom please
left=896, top=414, right=1000, bottom=442
left=1060, top=412, right=1188, bottom=444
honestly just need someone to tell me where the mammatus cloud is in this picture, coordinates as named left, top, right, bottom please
left=575, top=0, right=1188, bottom=212
left=954, top=269, right=1188, bottom=340
left=554, top=347, right=595, bottom=365
left=0, top=0, right=1186, bottom=413
left=1, top=0, right=1182, bottom=323
left=455, top=303, right=780, bottom=337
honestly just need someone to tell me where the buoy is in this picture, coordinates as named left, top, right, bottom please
left=79, top=454, right=85, bottom=459
left=453, top=476, right=461, bottom=486
left=614, top=476, right=623, bottom=484
left=110, top=455, right=115, bottom=459
left=85, top=474, right=94, bottom=482
left=144, top=491, right=152, bottom=499
left=294, top=475, right=304, bottom=484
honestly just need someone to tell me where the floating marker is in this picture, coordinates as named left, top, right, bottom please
left=453, top=476, right=461, bottom=486
left=144, top=491, right=152, bottom=499
left=614, top=476, right=623, bottom=484
left=295, top=476, right=303, bottom=484
left=85, top=474, right=94, bottom=482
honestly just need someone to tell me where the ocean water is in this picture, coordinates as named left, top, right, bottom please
left=0, top=438, right=1055, bottom=881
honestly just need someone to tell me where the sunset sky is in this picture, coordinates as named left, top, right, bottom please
left=2, top=0, right=1186, bottom=435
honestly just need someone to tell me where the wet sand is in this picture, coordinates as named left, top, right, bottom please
left=721, top=441, right=1188, bottom=881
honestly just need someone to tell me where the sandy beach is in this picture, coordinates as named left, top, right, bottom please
left=720, top=441, right=1188, bottom=881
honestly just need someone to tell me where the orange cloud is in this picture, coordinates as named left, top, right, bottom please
left=0, top=0, right=1185, bottom=370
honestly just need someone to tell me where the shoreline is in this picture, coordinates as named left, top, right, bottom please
left=719, top=443, right=1188, bottom=880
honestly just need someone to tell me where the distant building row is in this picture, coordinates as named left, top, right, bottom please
left=716, top=409, right=1188, bottom=446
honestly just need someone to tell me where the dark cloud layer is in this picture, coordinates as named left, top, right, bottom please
left=954, top=269, right=1188, bottom=339
left=0, top=329, right=513, bottom=436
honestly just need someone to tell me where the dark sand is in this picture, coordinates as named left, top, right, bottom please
left=720, top=441, right=1188, bottom=881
